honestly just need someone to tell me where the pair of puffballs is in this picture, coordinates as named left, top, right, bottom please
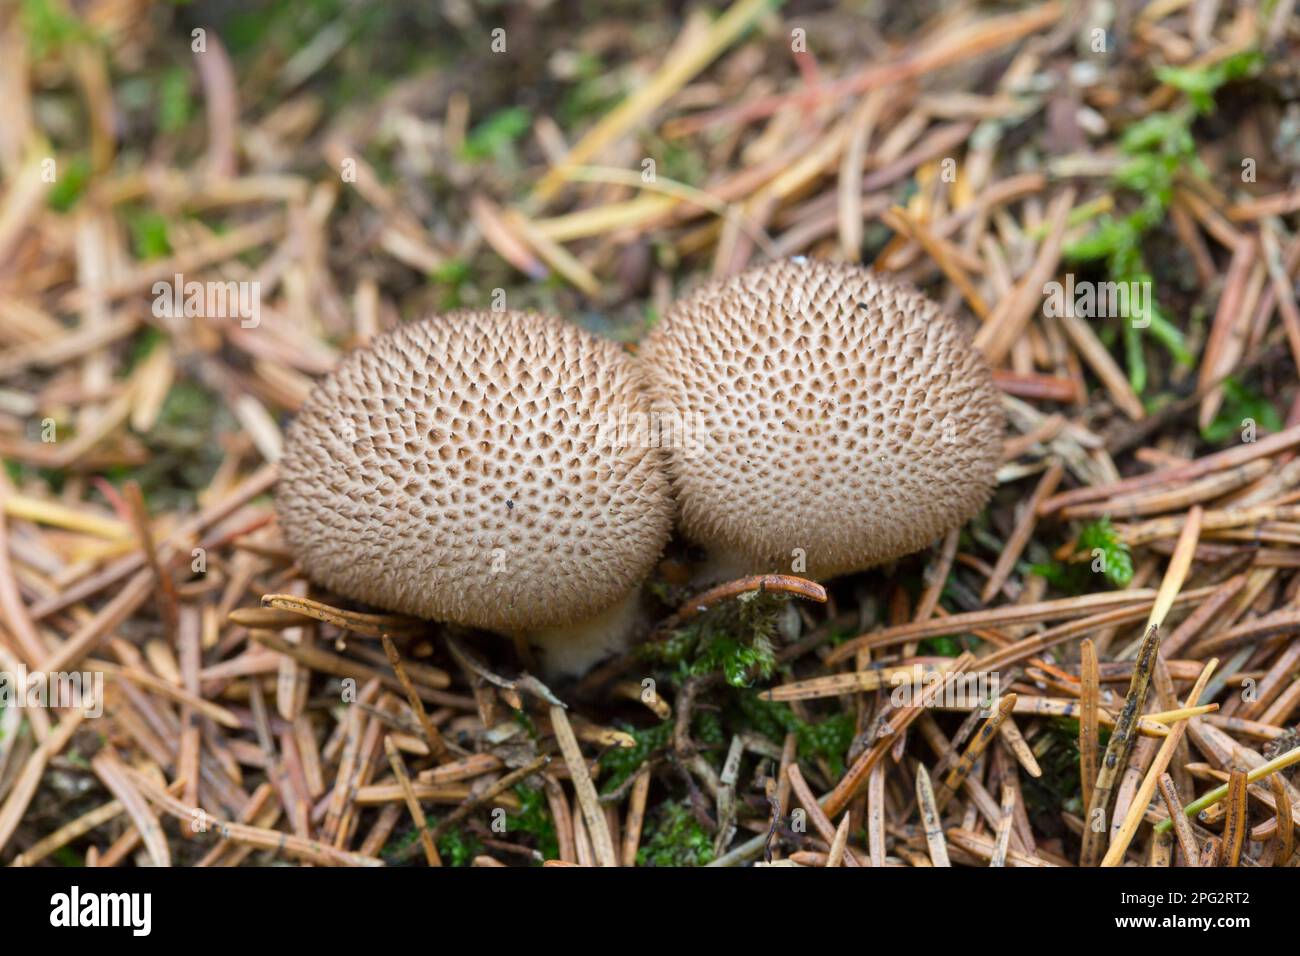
left=275, top=259, right=1004, bottom=674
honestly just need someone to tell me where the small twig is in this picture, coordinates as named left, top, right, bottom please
left=1269, top=775, right=1294, bottom=867
left=652, top=574, right=827, bottom=638
left=1157, top=773, right=1200, bottom=865
left=423, top=755, right=550, bottom=848
left=550, top=704, right=617, bottom=867
left=935, top=694, right=1018, bottom=810
left=1155, top=746, right=1300, bottom=833
left=989, top=784, right=1016, bottom=867
left=383, top=736, right=440, bottom=866
left=260, top=593, right=425, bottom=638
left=1101, top=657, right=1217, bottom=866
left=380, top=635, right=453, bottom=764
left=787, top=764, right=863, bottom=867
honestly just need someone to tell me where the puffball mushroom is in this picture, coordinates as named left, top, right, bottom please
left=640, top=258, right=1003, bottom=580
left=275, top=309, right=675, bottom=676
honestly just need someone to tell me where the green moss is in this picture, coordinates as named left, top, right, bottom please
left=1030, top=516, right=1133, bottom=592
left=380, top=819, right=483, bottom=866
left=125, top=327, right=166, bottom=372
left=694, top=709, right=726, bottom=750
left=636, top=799, right=714, bottom=867
left=640, top=134, right=708, bottom=188
left=735, top=694, right=855, bottom=776
left=435, top=827, right=482, bottom=867
left=558, top=52, right=622, bottom=126
left=157, top=67, right=193, bottom=134
left=1202, top=378, right=1283, bottom=443
left=1077, top=517, right=1134, bottom=587
left=598, top=721, right=671, bottom=795
left=460, top=106, right=532, bottom=162
left=510, top=784, right=558, bottom=862
left=639, top=592, right=781, bottom=688
left=52, top=846, right=84, bottom=867
left=1021, top=719, right=1085, bottom=821
left=22, top=0, right=100, bottom=58
left=1155, top=51, right=1262, bottom=113
left=795, top=713, right=856, bottom=775
left=595, top=706, right=736, bottom=796
left=706, top=634, right=777, bottom=688
left=126, top=210, right=173, bottom=260
left=918, top=635, right=962, bottom=657
left=47, top=155, right=91, bottom=213
left=103, top=380, right=229, bottom=511
left=432, top=259, right=471, bottom=309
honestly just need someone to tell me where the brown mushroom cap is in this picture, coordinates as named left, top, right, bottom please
left=640, top=259, right=1003, bottom=579
left=276, top=310, right=674, bottom=633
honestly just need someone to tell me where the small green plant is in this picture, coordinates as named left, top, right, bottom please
left=1020, top=719, right=1088, bottom=821
left=918, top=635, right=963, bottom=657
left=435, top=827, right=483, bottom=867
left=381, top=820, right=482, bottom=866
left=1031, top=516, right=1133, bottom=591
left=126, top=210, right=172, bottom=260
left=735, top=695, right=856, bottom=776
left=640, top=592, right=780, bottom=688
left=558, top=52, right=623, bottom=126
left=22, top=0, right=99, bottom=58
left=460, top=106, right=533, bottom=162
left=510, top=784, right=559, bottom=862
left=47, top=155, right=91, bottom=213
left=432, top=258, right=471, bottom=309
left=599, top=721, right=672, bottom=796
left=598, top=710, right=722, bottom=792
left=1078, top=516, right=1134, bottom=588
left=1155, top=54, right=1262, bottom=113
left=699, top=633, right=777, bottom=687
left=636, top=799, right=714, bottom=867
left=1202, top=377, right=1283, bottom=443
left=157, top=67, right=193, bottom=135
left=1064, top=50, right=1260, bottom=394
left=52, top=846, right=84, bottom=867
left=102, top=380, right=230, bottom=511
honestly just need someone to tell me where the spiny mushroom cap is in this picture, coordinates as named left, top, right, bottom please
left=276, top=310, right=674, bottom=633
left=640, top=259, right=1003, bottom=579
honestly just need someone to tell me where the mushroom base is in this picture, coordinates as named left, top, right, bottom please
left=528, top=590, right=645, bottom=678
left=689, top=548, right=768, bottom=588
